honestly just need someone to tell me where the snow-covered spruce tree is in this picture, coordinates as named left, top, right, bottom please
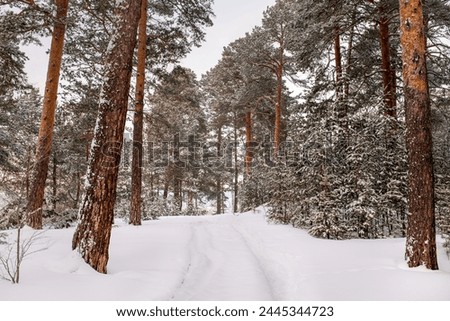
left=72, top=0, right=143, bottom=274
left=261, top=0, right=410, bottom=239
left=0, top=2, right=46, bottom=180
left=146, top=66, right=207, bottom=215
left=0, top=25, right=27, bottom=162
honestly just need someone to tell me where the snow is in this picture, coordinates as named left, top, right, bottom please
left=1, top=207, right=450, bottom=300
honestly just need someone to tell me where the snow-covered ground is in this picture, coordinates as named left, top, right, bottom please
left=1, top=207, right=450, bottom=300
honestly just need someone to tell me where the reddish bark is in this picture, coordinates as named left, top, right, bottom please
left=379, top=2, right=397, bottom=118
left=399, top=0, right=438, bottom=270
left=26, top=0, right=69, bottom=229
left=72, top=0, right=143, bottom=274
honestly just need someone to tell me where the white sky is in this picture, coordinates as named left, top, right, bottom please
left=180, top=0, right=276, bottom=78
left=24, top=0, right=276, bottom=91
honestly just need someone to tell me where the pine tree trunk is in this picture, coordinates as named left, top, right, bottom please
left=234, top=116, right=239, bottom=213
left=398, top=0, right=438, bottom=270
left=188, top=190, right=194, bottom=211
left=216, top=126, right=222, bottom=215
left=344, top=11, right=356, bottom=98
left=334, top=26, right=343, bottom=99
left=130, top=0, right=148, bottom=226
left=334, top=25, right=348, bottom=150
left=74, top=171, right=81, bottom=208
left=174, top=173, right=182, bottom=212
left=72, top=0, right=143, bottom=274
left=25, top=147, right=32, bottom=198
left=274, top=70, right=282, bottom=157
left=51, top=155, right=57, bottom=212
left=379, top=1, right=397, bottom=118
left=245, top=111, right=253, bottom=176
left=163, top=166, right=170, bottom=200
left=216, top=177, right=222, bottom=214
left=26, top=0, right=69, bottom=229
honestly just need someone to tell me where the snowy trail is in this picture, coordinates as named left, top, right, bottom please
left=170, top=219, right=274, bottom=300
left=2, top=208, right=450, bottom=300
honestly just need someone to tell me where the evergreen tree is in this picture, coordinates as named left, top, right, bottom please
left=72, top=0, right=143, bottom=274
left=27, top=0, right=69, bottom=229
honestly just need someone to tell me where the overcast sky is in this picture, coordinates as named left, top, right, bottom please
left=24, top=0, right=276, bottom=90
left=180, top=0, right=275, bottom=78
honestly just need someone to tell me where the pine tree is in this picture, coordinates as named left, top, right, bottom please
left=398, top=0, right=438, bottom=270
left=72, top=0, right=143, bottom=274
left=147, top=66, right=206, bottom=215
left=130, top=0, right=148, bottom=226
left=26, top=0, right=69, bottom=229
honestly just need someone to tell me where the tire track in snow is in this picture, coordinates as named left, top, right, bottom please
left=229, top=223, right=279, bottom=300
left=169, top=218, right=274, bottom=300
left=169, top=222, right=225, bottom=300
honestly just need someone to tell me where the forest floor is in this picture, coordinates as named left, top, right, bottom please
left=1, top=207, right=450, bottom=300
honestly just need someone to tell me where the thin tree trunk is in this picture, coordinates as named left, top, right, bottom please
left=51, top=155, right=57, bottom=212
left=163, top=166, right=170, bottom=200
left=233, top=111, right=239, bottom=213
left=274, top=71, right=282, bottom=157
left=188, top=190, right=194, bottom=211
left=334, top=23, right=348, bottom=151
left=274, top=36, right=284, bottom=157
left=150, top=171, right=154, bottom=200
left=344, top=10, right=357, bottom=99
left=25, top=147, right=32, bottom=198
left=26, top=0, right=69, bottom=229
left=72, top=0, right=143, bottom=274
left=15, top=222, right=21, bottom=284
left=245, top=111, right=253, bottom=176
left=216, top=126, right=222, bottom=215
left=174, top=175, right=182, bottom=211
left=216, top=177, right=222, bottom=214
left=399, top=0, right=438, bottom=270
left=130, top=0, right=148, bottom=226
left=74, top=171, right=81, bottom=208
left=379, top=1, right=397, bottom=119
left=334, top=26, right=343, bottom=99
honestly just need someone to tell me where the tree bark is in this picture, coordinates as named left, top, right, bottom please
left=274, top=37, right=284, bottom=157
left=216, top=126, right=222, bottom=215
left=74, top=171, right=81, bottom=208
left=344, top=11, right=356, bottom=98
left=245, top=111, right=253, bottom=176
left=174, top=172, right=182, bottom=212
left=26, top=0, right=69, bottom=229
left=379, top=1, right=397, bottom=119
left=334, top=26, right=343, bottom=99
left=163, top=166, right=170, bottom=200
left=398, top=0, right=438, bottom=270
left=72, top=0, right=143, bottom=274
left=51, top=155, right=57, bottom=212
left=233, top=111, right=239, bottom=213
left=25, top=147, right=32, bottom=198
left=130, top=0, right=148, bottom=226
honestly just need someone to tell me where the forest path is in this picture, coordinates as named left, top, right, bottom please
left=3, top=208, right=450, bottom=301
left=169, top=216, right=275, bottom=300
